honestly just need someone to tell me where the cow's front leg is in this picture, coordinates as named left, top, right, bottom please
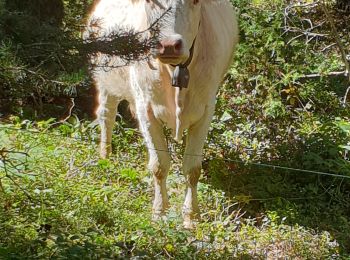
left=183, top=105, right=215, bottom=229
left=137, top=104, right=171, bottom=219
left=97, top=90, right=119, bottom=159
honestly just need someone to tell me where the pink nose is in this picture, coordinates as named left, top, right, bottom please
left=158, top=39, right=183, bottom=56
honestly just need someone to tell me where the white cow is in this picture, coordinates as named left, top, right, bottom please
left=86, top=0, right=238, bottom=228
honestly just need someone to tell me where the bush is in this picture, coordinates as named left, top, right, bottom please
left=1, top=0, right=350, bottom=257
left=206, top=0, right=350, bottom=252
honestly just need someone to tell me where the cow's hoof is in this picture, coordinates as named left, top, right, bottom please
left=100, top=150, right=110, bottom=159
left=183, top=212, right=200, bottom=229
left=152, top=211, right=167, bottom=222
left=183, top=219, right=197, bottom=229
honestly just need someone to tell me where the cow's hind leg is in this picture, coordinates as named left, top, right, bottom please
left=97, top=89, right=119, bottom=158
left=137, top=104, right=171, bottom=219
left=183, top=105, right=215, bottom=229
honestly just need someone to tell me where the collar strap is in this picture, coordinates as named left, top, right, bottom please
left=171, top=22, right=200, bottom=89
left=170, top=39, right=196, bottom=89
left=171, top=37, right=196, bottom=68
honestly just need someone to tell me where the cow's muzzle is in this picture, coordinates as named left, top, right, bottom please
left=156, top=38, right=186, bottom=64
left=155, top=37, right=197, bottom=90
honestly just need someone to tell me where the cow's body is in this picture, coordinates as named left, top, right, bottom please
left=86, top=0, right=238, bottom=228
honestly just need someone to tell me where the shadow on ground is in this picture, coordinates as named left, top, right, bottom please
left=203, top=153, right=350, bottom=254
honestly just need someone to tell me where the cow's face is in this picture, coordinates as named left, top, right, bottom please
left=145, top=0, right=202, bottom=65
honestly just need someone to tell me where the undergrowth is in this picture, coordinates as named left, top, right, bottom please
left=1, top=0, right=350, bottom=258
left=0, top=118, right=344, bottom=259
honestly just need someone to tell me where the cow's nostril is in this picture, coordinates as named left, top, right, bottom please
left=157, top=42, right=164, bottom=53
left=174, top=40, right=183, bottom=51
left=158, top=39, right=183, bottom=56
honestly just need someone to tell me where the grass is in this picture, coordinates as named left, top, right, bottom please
left=1, top=0, right=350, bottom=258
left=0, top=119, right=345, bottom=259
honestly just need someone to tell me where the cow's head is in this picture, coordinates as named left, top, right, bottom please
left=144, top=0, right=202, bottom=65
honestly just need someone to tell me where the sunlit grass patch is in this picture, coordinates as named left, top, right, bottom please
left=0, top=121, right=343, bottom=258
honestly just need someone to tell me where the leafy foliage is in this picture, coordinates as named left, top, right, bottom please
left=1, top=0, right=350, bottom=258
left=0, top=121, right=341, bottom=258
left=206, top=0, right=350, bottom=253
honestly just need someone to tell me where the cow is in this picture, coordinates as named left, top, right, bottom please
left=85, top=0, right=238, bottom=228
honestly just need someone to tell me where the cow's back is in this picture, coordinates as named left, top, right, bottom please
left=85, top=0, right=150, bottom=105
left=86, top=0, right=238, bottom=136
left=86, top=0, right=147, bottom=36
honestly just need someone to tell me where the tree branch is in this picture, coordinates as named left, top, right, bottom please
left=298, top=71, right=348, bottom=80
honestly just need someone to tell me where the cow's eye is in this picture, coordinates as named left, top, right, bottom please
left=146, top=0, right=151, bottom=3
left=193, top=0, right=199, bottom=4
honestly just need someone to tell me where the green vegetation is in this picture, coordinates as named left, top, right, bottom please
left=1, top=0, right=350, bottom=258
left=0, top=120, right=341, bottom=258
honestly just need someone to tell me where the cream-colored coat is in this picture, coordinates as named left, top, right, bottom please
left=86, top=0, right=238, bottom=228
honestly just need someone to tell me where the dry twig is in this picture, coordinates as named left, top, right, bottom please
left=0, top=148, right=33, bottom=201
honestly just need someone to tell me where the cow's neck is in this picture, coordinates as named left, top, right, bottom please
left=170, top=22, right=200, bottom=90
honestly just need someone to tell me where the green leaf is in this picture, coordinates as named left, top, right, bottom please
left=336, top=121, right=350, bottom=133
left=220, top=111, right=233, bottom=122
left=339, top=145, right=350, bottom=151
